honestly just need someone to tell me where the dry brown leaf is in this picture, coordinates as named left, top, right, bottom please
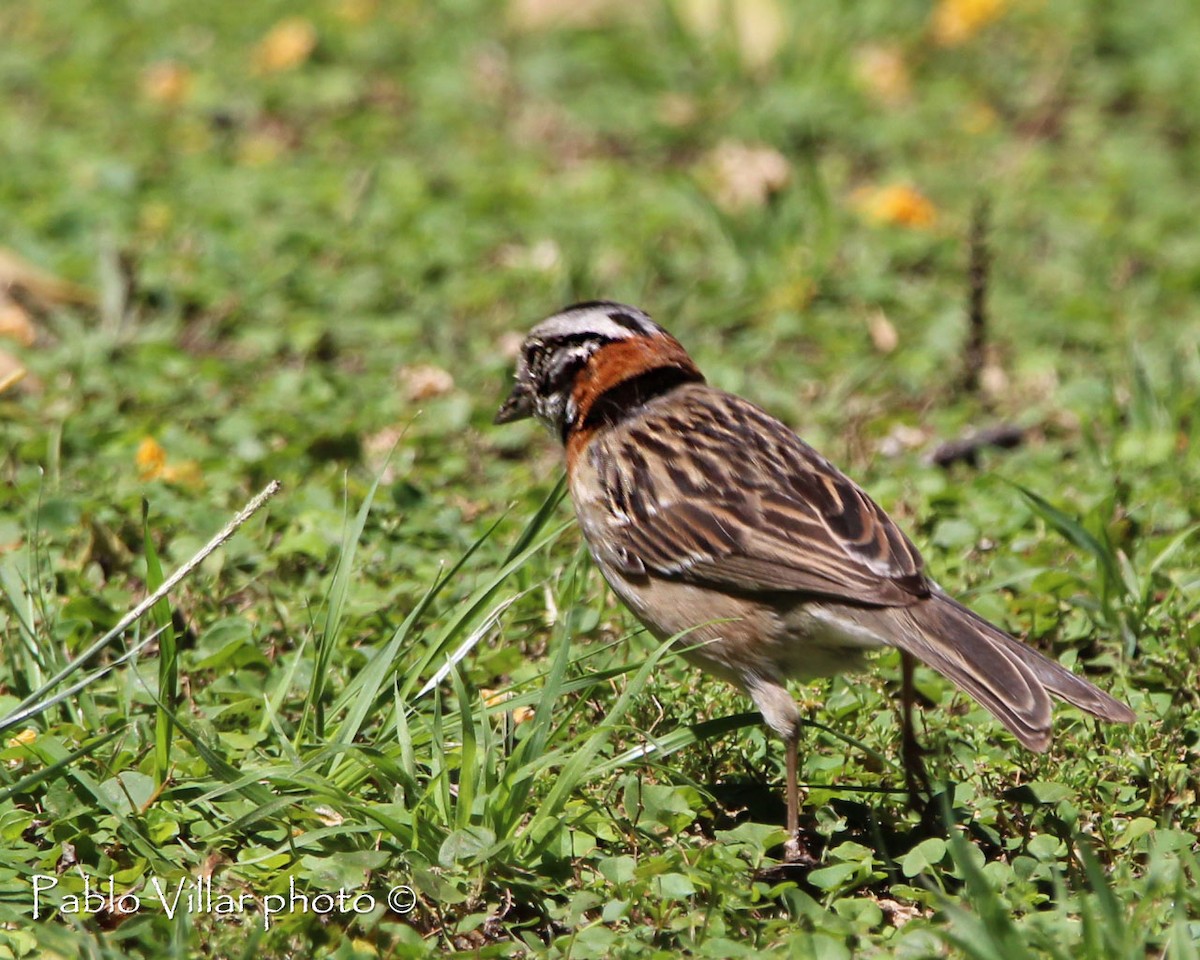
left=481, top=688, right=509, bottom=707
left=0, top=295, right=36, bottom=346
left=0, top=247, right=93, bottom=309
left=704, top=140, right=791, bottom=212
left=877, top=423, right=930, bottom=458
left=875, top=896, right=924, bottom=927
left=496, top=239, right=562, bottom=273
left=471, top=47, right=512, bottom=102
left=362, top=424, right=408, bottom=482
left=853, top=44, right=911, bottom=107
left=980, top=362, right=1010, bottom=399
left=399, top=364, right=455, bottom=401
left=868, top=310, right=899, bottom=353
left=253, top=18, right=317, bottom=73
left=481, top=688, right=534, bottom=724
left=0, top=350, right=29, bottom=396
left=140, top=61, right=194, bottom=105
left=198, top=851, right=226, bottom=883
left=506, top=0, right=639, bottom=31
left=657, top=93, right=699, bottom=128
left=673, top=0, right=787, bottom=70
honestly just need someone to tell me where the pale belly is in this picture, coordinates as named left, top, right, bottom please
left=598, top=561, right=890, bottom=691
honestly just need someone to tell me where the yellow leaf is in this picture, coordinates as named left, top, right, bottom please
left=511, top=706, right=535, bottom=725
left=161, top=460, right=203, bottom=487
left=931, top=0, right=1007, bottom=47
left=733, top=0, right=786, bottom=70
left=140, top=61, right=194, bottom=106
left=852, top=184, right=938, bottom=229
left=138, top=201, right=174, bottom=236
left=961, top=100, right=998, bottom=134
left=480, top=688, right=509, bottom=707
left=6, top=728, right=37, bottom=748
left=334, top=0, right=379, bottom=24
left=253, top=17, right=317, bottom=74
left=237, top=132, right=285, bottom=167
left=136, top=437, right=168, bottom=480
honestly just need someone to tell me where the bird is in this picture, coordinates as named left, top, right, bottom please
left=494, top=300, right=1135, bottom=859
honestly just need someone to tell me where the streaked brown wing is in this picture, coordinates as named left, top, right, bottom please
left=589, top=384, right=929, bottom=607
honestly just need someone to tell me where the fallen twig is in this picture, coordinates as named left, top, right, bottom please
left=928, top=424, right=1025, bottom=469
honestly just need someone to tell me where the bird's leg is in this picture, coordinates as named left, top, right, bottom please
left=750, top=683, right=815, bottom=864
left=786, top=730, right=799, bottom=839
left=781, top=727, right=815, bottom=864
left=900, top=651, right=932, bottom=810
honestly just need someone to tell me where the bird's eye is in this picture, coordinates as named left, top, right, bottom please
left=545, top=352, right=578, bottom=388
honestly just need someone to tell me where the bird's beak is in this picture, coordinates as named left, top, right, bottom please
left=494, top=382, right=534, bottom=424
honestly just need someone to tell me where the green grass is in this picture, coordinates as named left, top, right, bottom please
left=1, top=0, right=1199, bottom=955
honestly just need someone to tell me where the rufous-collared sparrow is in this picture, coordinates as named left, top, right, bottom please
left=495, top=300, right=1134, bottom=859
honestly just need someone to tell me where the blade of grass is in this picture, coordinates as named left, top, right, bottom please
left=0, top=480, right=281, bottom=737
left=0, top=728, right=124, bottom=805
left=528, top=631, right=679, bottom=827
left=450, top=664, right=477, bottom=830
left=0, top=557, right=47, bottom=692
left=0, top=624, right=166, bottom=732
left=143, top=499, right=178, bottom=787
left=415, top=592, right=523, bottom=699
left=300, top=471, right=381, bottom=742
left=1012, top=483, right=1122, bottom=605
left=398, top=523, right=568, bottom=704
left=258, top=628, right=310, bottom=736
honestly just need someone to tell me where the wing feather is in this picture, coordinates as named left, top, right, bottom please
left=590, top=385, right=929, bottom=607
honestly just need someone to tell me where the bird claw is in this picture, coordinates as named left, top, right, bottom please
left=783, top=833, right=818, bottom=867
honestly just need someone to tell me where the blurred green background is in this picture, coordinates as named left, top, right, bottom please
left=1, top=0, right=1198, bottom=957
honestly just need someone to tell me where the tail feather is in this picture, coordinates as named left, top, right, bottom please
left=872, top=591, right=1133, bottom=751
left=935, top=593, right=1135, bottom=724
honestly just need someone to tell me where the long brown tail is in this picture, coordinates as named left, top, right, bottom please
left=876, top=590, right=1135, bottom=751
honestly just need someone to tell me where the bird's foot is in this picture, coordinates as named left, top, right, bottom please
left=782, top=833, right=818, bottom=867
left=756, top=830, right=821, bottom=881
